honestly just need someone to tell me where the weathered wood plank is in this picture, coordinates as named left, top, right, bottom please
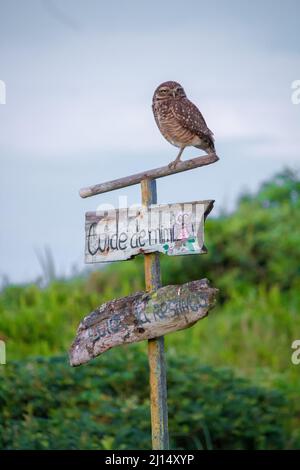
left=85, top=199, right=214, bottom=263
left=79, top=153, right=219, bottom=198
left=69, top=279, right=218, bottom=366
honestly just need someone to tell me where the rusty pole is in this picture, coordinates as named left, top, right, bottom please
left=141, top=178, right=169, bottom=450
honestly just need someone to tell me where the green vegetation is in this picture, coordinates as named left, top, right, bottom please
left=0, top=353, right=289, bottom=450
left=0, top=169, right=299, bottom=449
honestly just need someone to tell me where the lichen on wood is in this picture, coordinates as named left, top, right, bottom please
left=69, top=278, right=218, bottom=366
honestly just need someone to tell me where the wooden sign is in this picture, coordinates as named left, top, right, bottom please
left=85, top=200, right=213, bottom=263
left=69, top=278, right=218, bottom=366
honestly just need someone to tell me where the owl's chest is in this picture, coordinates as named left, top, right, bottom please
left=153, top=100, right=197, bottom=147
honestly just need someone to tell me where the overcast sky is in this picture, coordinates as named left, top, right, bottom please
left=0, top=0, right=299, bottom=283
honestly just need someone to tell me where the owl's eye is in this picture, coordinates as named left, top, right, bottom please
left=160, top=88, right=167, bottom=93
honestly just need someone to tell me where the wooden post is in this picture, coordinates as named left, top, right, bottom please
left=74, top=153, right=219, bottom=448
left=141, top=178, right=169, bottom=450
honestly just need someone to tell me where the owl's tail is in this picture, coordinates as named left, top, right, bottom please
left=207, top=140, right=216, bottom=154
left=196, top=134, right=216, bottom=155
left=207, top=131, right=216, bottom=154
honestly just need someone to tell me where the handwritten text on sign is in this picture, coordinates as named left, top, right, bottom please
left=85, top=200, right=213, bottom=263
left=69, top=279, right=218, bottom=366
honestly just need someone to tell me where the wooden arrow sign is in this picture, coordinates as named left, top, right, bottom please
left=69, top=278, right=218, bottom=366
left=85, top=200, right=213, bottom=263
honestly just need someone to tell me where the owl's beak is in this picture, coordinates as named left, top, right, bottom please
left=172, top=90, right=176, bottom=98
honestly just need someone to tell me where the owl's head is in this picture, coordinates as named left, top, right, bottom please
left=153, top=81, right=186, bottom=102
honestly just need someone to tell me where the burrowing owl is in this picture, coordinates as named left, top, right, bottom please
left=152, top=81, right=216, bottom=167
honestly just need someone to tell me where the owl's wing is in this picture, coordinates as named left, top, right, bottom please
left=152, top=102, right=161, bottom=129
left=171, top=98, right=214, bottom=142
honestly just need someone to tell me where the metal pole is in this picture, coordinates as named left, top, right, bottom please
left=141, top=178, right=169, bottom=450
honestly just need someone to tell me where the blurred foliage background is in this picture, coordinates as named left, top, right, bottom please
left=0, top=169, right=300, bottom=449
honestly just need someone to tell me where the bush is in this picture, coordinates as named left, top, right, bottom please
left=0, top=350, right=290, bottom=450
